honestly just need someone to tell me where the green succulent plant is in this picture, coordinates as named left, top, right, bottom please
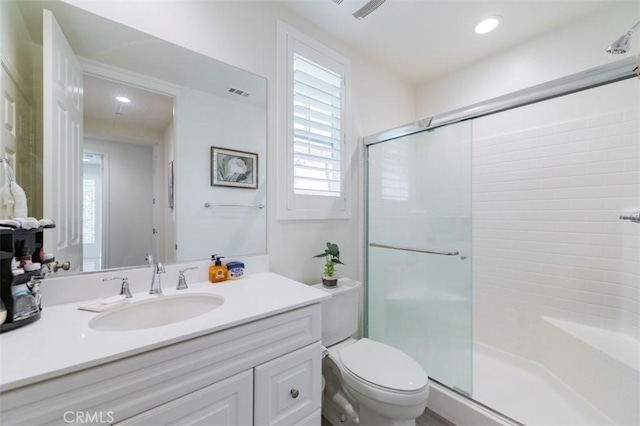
left=314, top=242, right=344, bottom=277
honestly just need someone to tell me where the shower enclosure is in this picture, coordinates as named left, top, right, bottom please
left=365, top=58, right=639, bottom=425
left=367, top=121, right=473, bottom=395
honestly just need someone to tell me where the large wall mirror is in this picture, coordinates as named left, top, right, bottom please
left=0, top=0, right=267, bottom=275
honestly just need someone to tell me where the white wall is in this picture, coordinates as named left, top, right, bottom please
left=84, top=117, right=164, bottom=146
left=175, top=87, right=266, bottom=261
left=84, top=137, right=154, bottom=268
left=416, top=3, right=639, bottom=117
left=61, top=0, right=416, bottom=284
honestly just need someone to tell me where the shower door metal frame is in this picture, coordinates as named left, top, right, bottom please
left=364, top=57, right=638, bottom=147
left=362, top=55, right=638, bottom=340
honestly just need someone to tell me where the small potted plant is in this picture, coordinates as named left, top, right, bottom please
left=314, top=242, right=344, bottom=287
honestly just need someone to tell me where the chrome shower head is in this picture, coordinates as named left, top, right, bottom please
left=606, top=21, right=640, bottom=54
left=606, top=32, right=633, bottom=54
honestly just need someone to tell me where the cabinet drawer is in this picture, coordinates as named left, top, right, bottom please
left=254, top=342, right=322, bottom=426
left=116, top=370, right=253, bottom=426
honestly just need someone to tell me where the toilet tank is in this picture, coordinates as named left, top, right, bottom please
left=312, top=278, right=361, bottom=347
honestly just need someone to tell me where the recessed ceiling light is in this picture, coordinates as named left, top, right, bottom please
left=475, top=16, right=501, bottom=35
left=116, top=96, right=131, bottom=103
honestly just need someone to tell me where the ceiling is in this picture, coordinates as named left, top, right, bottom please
left=281, top=0, right=617, bottom=85
left=83, top=74, right=174, bottom=139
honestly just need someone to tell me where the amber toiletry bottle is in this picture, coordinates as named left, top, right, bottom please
left=209, top=255, right=228, bottom=283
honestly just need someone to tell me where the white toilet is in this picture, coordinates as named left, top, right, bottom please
left=313, top=278, right=429, bottom=426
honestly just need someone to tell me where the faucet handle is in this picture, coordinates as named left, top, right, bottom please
left=145, top=253, right=154, bottom=266
left=103, top=276, right=133, bottom=299
left=177, top=267, right=198, bottom=290
left=156, top=262, right=166, bottom=274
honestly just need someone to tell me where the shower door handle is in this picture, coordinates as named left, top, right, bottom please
left=619, top=212, right=640, bottom=223
left=369, top=243, right=459, bottom=256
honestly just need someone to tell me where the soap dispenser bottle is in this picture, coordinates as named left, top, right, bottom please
left=209, top=255, right=228, bottom=283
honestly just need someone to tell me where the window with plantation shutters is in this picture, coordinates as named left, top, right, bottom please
left=292, top=53, right=342, bottom=197
left=277, top=22, right=351, bottom=220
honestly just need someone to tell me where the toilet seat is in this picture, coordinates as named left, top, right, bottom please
left=330, top=338, right=429, bottom=407
left=340, top=338, right=428, bottom=392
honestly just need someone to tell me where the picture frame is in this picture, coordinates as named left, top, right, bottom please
left=168, top=161, right=174, bottom=209
left=211, top=147, right=258, bottom=189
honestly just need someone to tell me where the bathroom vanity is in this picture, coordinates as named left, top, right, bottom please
left=0, top=272, right=329, bottom=425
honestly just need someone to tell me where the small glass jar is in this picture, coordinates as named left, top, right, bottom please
left=12, top=284, right=39, bottom=321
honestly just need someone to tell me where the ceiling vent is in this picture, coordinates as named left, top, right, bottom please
left=352, top=0, right=386, bottom=19
left=228, top=87, right=250, bottom=97
left=330, top=0, right=344, bottom=4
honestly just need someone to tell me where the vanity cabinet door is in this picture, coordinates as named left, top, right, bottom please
left=254, top=342, right=322, bottom=425
left=116, top=370, right=253, bottom=426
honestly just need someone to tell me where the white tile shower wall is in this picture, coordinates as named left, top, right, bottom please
left=473, top=107, right=640, bottom=361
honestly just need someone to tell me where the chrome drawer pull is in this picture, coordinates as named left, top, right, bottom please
left=290, top=389, right=299, bottom=399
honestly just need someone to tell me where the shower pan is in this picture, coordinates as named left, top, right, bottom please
left=364, top=57, right=639, bottom=425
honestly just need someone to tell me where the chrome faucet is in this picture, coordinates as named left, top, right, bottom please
left=103, top=276, right=133, bottom=299
left=177, top=267, right=198, bottom=290
left=146, top=253, right=165, bottom=295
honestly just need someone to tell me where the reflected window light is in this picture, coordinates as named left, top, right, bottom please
left=381, top=145, right=409, bottom=201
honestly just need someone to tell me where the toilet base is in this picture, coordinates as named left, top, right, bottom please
left=322, top=358, right=359, bottom=425
left=322, top=394, right=358, bottom=426
left=322, top=398, right=417, bottom=426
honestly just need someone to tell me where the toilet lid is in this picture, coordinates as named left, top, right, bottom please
left=339, top=338, right=428, bottom=391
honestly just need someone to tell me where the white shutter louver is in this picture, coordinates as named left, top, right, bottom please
left=292, top=53, right=343, bottom=197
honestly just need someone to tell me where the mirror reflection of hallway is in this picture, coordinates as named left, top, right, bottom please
left=82, top=153, right=103, bottom=271
left=83, top=74, right=175, bottom=270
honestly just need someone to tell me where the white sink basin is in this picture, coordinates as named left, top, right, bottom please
left=89, top=293, right=225, bottom=332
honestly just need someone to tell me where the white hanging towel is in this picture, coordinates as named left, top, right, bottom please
left=10, top=182, right=27, bottom=218
left=0, top=181, right=28, bottom=219
left=0, top=183, right=15, bottom=219
left=0, top=158, right=27, bottom=219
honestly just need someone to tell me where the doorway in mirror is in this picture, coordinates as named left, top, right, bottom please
left=83, top=74, right=175, bottom=270
left=82, top=152, right=104, bottom=271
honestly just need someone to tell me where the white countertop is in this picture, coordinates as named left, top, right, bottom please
left=0, top=272, right=329, bottom=392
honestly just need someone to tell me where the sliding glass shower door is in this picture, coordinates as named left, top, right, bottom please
left=366, top=121, right=472, bottom=394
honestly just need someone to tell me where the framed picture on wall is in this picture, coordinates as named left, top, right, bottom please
left=211, top=147, right=258, bottom=189
left=168, top=161, right=174, bottom=209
